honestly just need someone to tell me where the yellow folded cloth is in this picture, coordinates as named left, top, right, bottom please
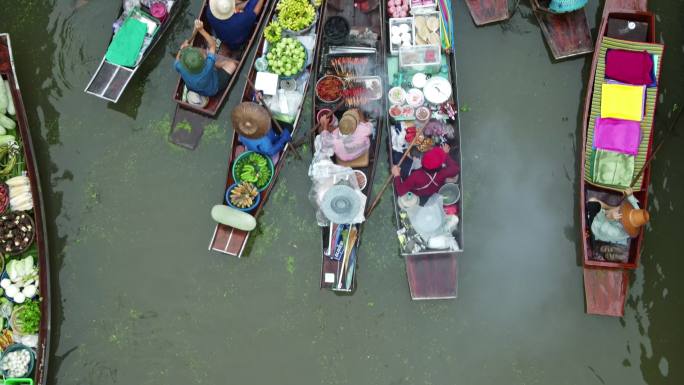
left=600, top=83, right=645, bottom=122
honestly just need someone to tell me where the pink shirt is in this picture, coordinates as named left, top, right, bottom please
left=320, top=121, right=372, bottom=161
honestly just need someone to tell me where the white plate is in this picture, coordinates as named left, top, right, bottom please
left=423, top=76, right=451, bottom=105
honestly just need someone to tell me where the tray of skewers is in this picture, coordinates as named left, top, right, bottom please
left=340, top=76, right=383, bottom=107
left=325, top=54, right=376, bottom=78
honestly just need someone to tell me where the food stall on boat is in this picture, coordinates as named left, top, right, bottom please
left=382, top=0, right=464, bottom=300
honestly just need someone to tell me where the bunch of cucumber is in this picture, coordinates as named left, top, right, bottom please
left=0, top=78, right=17, bottom=135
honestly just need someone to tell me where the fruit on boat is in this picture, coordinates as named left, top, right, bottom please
left=230, top=182, right=259, bottom=209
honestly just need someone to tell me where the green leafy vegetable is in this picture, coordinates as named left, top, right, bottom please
left=276, top=0, right=315, bottom=32
left=17, top=300, right=40, bottom=335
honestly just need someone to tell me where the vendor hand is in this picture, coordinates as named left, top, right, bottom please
left=194, top=20, right=204, bottom=30
left=441, top=144, right=451, bottom=154
left=180, top=39, right=190, bottom=49
left=391, top=165, right=401, bottom=177
left=606, top=208, right=622, bottom=221
left=255, top=91, right=264, bottom=103
left=623, top=187, right=634, bottom=197
left=319, top=114, right=331, bottom=132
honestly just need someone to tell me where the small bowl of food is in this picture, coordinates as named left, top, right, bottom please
left=354, top=170, right=367, bottom=190
left=388, top=86, right=406, bottom=105
left=316, top=75, right=343, bottom=103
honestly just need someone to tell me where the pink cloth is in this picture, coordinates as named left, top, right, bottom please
left=605, top=49, right=653, bottom=85
left=593, top=118, right=641, bottom=156
left=320, top=121, right=372, bottom=161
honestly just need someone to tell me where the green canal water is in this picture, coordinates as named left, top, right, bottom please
left=2, top=0, right=683, bottom=384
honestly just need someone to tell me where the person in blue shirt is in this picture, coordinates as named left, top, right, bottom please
left=232, top=101, right=291, bottom=157
left=175, top=20, right=238, bottom=97
left=207, top=0, right=267, bottom=52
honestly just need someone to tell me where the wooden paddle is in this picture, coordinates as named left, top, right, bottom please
left=365, top=128, right=423, bottom=218
left=243, top=75, right=303, bottom=160
left=338, top=225, right=358, bottom=289
left=630, top=106, right=683, bottom=187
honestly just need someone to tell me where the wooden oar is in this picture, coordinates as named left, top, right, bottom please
left=630, top=106, right=683, bottom=187
left=365, top=129, right=423, bottom=218
left=243, top=75, right=303, bottom=160
left=338, top=225, right=358, bottom=289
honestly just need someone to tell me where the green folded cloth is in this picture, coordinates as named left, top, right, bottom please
left=591, top=149, right=635, bottom=188
left=105, top=17, right=147, bottom=67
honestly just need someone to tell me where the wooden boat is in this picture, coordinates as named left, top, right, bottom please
left=85, top=1, right=181, bottom=102
left=530, top=0, right=593, bottom=60
left=170, top=0, right=275, bottom=124
left=464, top=0, right=509, bottom=26
left=208, top=1, right=325, bottom=257
left=310, top=0, right=387, bottom=292
left=579, top=0, right=662, bottom=316
left=0, top=33, right=51, bottom=385
left=383, top=2, right=464, bottom=300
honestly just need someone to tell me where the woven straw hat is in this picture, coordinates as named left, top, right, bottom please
left=620, top=201, right=650, bottom=237
left=232, top=102, right=271, bottom=139
left=209, top=0, right=236, bottom=20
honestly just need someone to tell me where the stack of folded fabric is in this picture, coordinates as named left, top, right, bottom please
left=591, top=47, right=658, bottom=188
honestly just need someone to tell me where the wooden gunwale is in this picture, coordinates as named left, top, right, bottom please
left=310, top=0, right=387, bottom=292
left=0, top=33, right=51, bottom=385
left=171, top=0, right=275, bottom=118
left=579, top=0, right=659, bottom=316
left=208, top=1, right=326, bottom=257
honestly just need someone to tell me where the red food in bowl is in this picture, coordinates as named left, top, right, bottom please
left=316, top=76, right=343, bottom=103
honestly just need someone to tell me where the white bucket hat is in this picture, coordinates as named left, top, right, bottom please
left=210, top=0, right=236, bottom=20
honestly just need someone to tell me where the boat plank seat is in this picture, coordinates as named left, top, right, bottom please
left=335, top=150, right=369, bottom=168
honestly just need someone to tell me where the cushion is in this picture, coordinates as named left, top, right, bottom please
left=336, top=150, right=369, bottom=168
left=593, top=118, right=641, bottom=155
left=605, top=49, right=654, bottom=85
left=601, top=83, right=645, bottom=122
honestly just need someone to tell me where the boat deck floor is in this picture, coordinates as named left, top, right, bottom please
left=465, top=0, right=510, bottom=26
left=406, top=253, right=458, bottom=300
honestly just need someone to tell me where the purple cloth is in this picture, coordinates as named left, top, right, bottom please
left=593, top=118, right=641, bottom=155
left=605, top=49, right=654, bottom=85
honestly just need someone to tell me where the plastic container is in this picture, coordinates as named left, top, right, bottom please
left=225, top=183, right=261, bottom=213
left=438, top=183, right=461, bottom=205
left=0, top=344, right=35, bottom=379
left=231, top=151, right=275, bottom=191
left=389, top=18, right=414, bottom=55
left=399, top=44, right=441, bottom=73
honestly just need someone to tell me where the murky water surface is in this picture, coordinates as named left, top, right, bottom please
left=1, top=0, right=683, bottom=384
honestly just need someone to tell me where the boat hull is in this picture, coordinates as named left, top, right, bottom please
left=530, top=0, right=593, bottom=60
left=464, top=0, right=510, bottom=26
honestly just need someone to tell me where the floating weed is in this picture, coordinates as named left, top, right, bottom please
left=176, top=120, right=192, bottom=133
left=286, top=255, right=296, bottom=275
left=149, top=114, right=172, bottom=137
left=460, top=104, right=471, bottom=112
left=203, top=122, right=227, bottom=143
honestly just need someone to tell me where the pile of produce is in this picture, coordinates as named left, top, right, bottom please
left=264, top=21, right=282, bottom=44
left=276, top=0, right=316, bottom=32
left=267, top=37, right=307, bottom=77
left=234, top=152, right=273, bottom=190
left=2, top=256, right=39, bottom=303
left=0, top=212, right=34, bottom=255
left=229, top=182, right=259, bottom=209
left=0, top=183, right=9, bottom=213
left=387, top=0, right=410, bottom=17
left=0, top=346, right=32, bottom=377
left=6, top=175, right=33, bottom=211
left=0, top=79, right=17, bottom=133
left=11, top=300, right=40, bottom=335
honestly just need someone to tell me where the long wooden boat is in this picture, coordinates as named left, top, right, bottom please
left=208, top=1, right=325, bottom=257
left=85, top=0, right=181, bottom=102
left=530, top=0, right=593, bottom=60
left=579, top=0, right=662, bottom=317
left=382, top=3, right=464, bottom=299
left=310, top=0, right=387, bottom=293
left=170, top=0, right=275, bottom=126
left=0, top=33, right=51, bottom=385
left=464, top=0, right=509, bottom=26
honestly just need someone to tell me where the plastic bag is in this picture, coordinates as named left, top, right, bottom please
left=406, top=194, right=445, bottom=238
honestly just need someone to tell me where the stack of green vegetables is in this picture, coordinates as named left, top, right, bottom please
left=233, top=152, right=273, bottom=190
left=275, top=0, right=316, bottom=32
left=0, top=75, right=41, bottom=366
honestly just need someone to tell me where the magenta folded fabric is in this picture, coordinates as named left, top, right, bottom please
left=594, top=118, right=642, bottom=155
left=605, top=49, right=654, bottom=85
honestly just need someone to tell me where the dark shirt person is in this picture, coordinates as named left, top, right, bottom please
left=206, top=0, right=266, bottom=52
left=392, top=145, right=460, bottom=197
left=175, top=20, right=238, bottom=97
